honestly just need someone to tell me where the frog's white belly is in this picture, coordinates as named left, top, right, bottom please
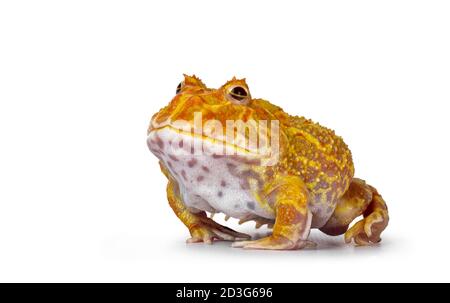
left=147, top=128, right=275, bottom=220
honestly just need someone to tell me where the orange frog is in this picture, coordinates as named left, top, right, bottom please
left=147, top=75, right=389, bottom=250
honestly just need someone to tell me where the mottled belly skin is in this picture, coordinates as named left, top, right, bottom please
left=148, top=128, right=275, bottom=220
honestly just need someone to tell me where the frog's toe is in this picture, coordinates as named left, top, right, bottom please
left=354, top=233, right=371, bottom=246
left=345, top=212, right=387, bottom=245
left=299, top=240, right=318, bottom=249
left=187, top=220, right=251, bottom=244
left=187, top=228, right=219, bottom=244
left=198, top=216, right=251, bottom=240
left=214, top=226, right=251, bottom=241
left=254, top=218, right=275, bottom=229
left=364, top=211, right=387, bottom=242
left=186, top=236, right=213, bottom=244
left=345, top=221, right=368, bottom=245
left=212, top=229, right=243, bottom=241
left=232, top=236, right=306, bottom=250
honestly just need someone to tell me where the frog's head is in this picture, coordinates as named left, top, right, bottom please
left=147, top=75, right=280, bottom=166
left=149, top=74, right=256, bottom=130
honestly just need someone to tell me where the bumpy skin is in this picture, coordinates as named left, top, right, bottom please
left=147, top=75, right=389, bottom=250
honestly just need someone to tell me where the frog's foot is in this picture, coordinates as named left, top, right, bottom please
left=187, top=216, right=251, bottom=244
left=232, top=236, right=316, bottom=250
left=344, top=210, right=388, bottom=245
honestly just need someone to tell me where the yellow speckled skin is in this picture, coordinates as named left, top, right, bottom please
left=147, top=75, right=389, bottom=250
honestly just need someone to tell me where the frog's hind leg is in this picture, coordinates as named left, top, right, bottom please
left=320, top=178, right=389, bottom=245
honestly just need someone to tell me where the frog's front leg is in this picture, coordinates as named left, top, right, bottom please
left=232, top=175, right=313, bottom=250
left=166, top=180, right=250, bottom=244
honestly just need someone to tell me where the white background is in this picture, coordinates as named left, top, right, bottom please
left=1, top=1, right=449, bottom=282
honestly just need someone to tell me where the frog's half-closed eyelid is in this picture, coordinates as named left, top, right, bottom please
left=226, top=85, right=251, bottom=105
left=230, top=86, right=248, bottom=99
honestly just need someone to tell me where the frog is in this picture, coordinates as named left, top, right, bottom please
left=146, top=75, right=389, bottom=250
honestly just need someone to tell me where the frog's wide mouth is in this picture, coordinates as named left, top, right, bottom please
left=148, top=124, right=279, bottom=165
left=149, top=125, right=260, bottom=156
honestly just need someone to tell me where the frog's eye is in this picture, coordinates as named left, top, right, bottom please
left=176, top=81, right=184, bottom=94
left=227, top=86, right=250, bottom=104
